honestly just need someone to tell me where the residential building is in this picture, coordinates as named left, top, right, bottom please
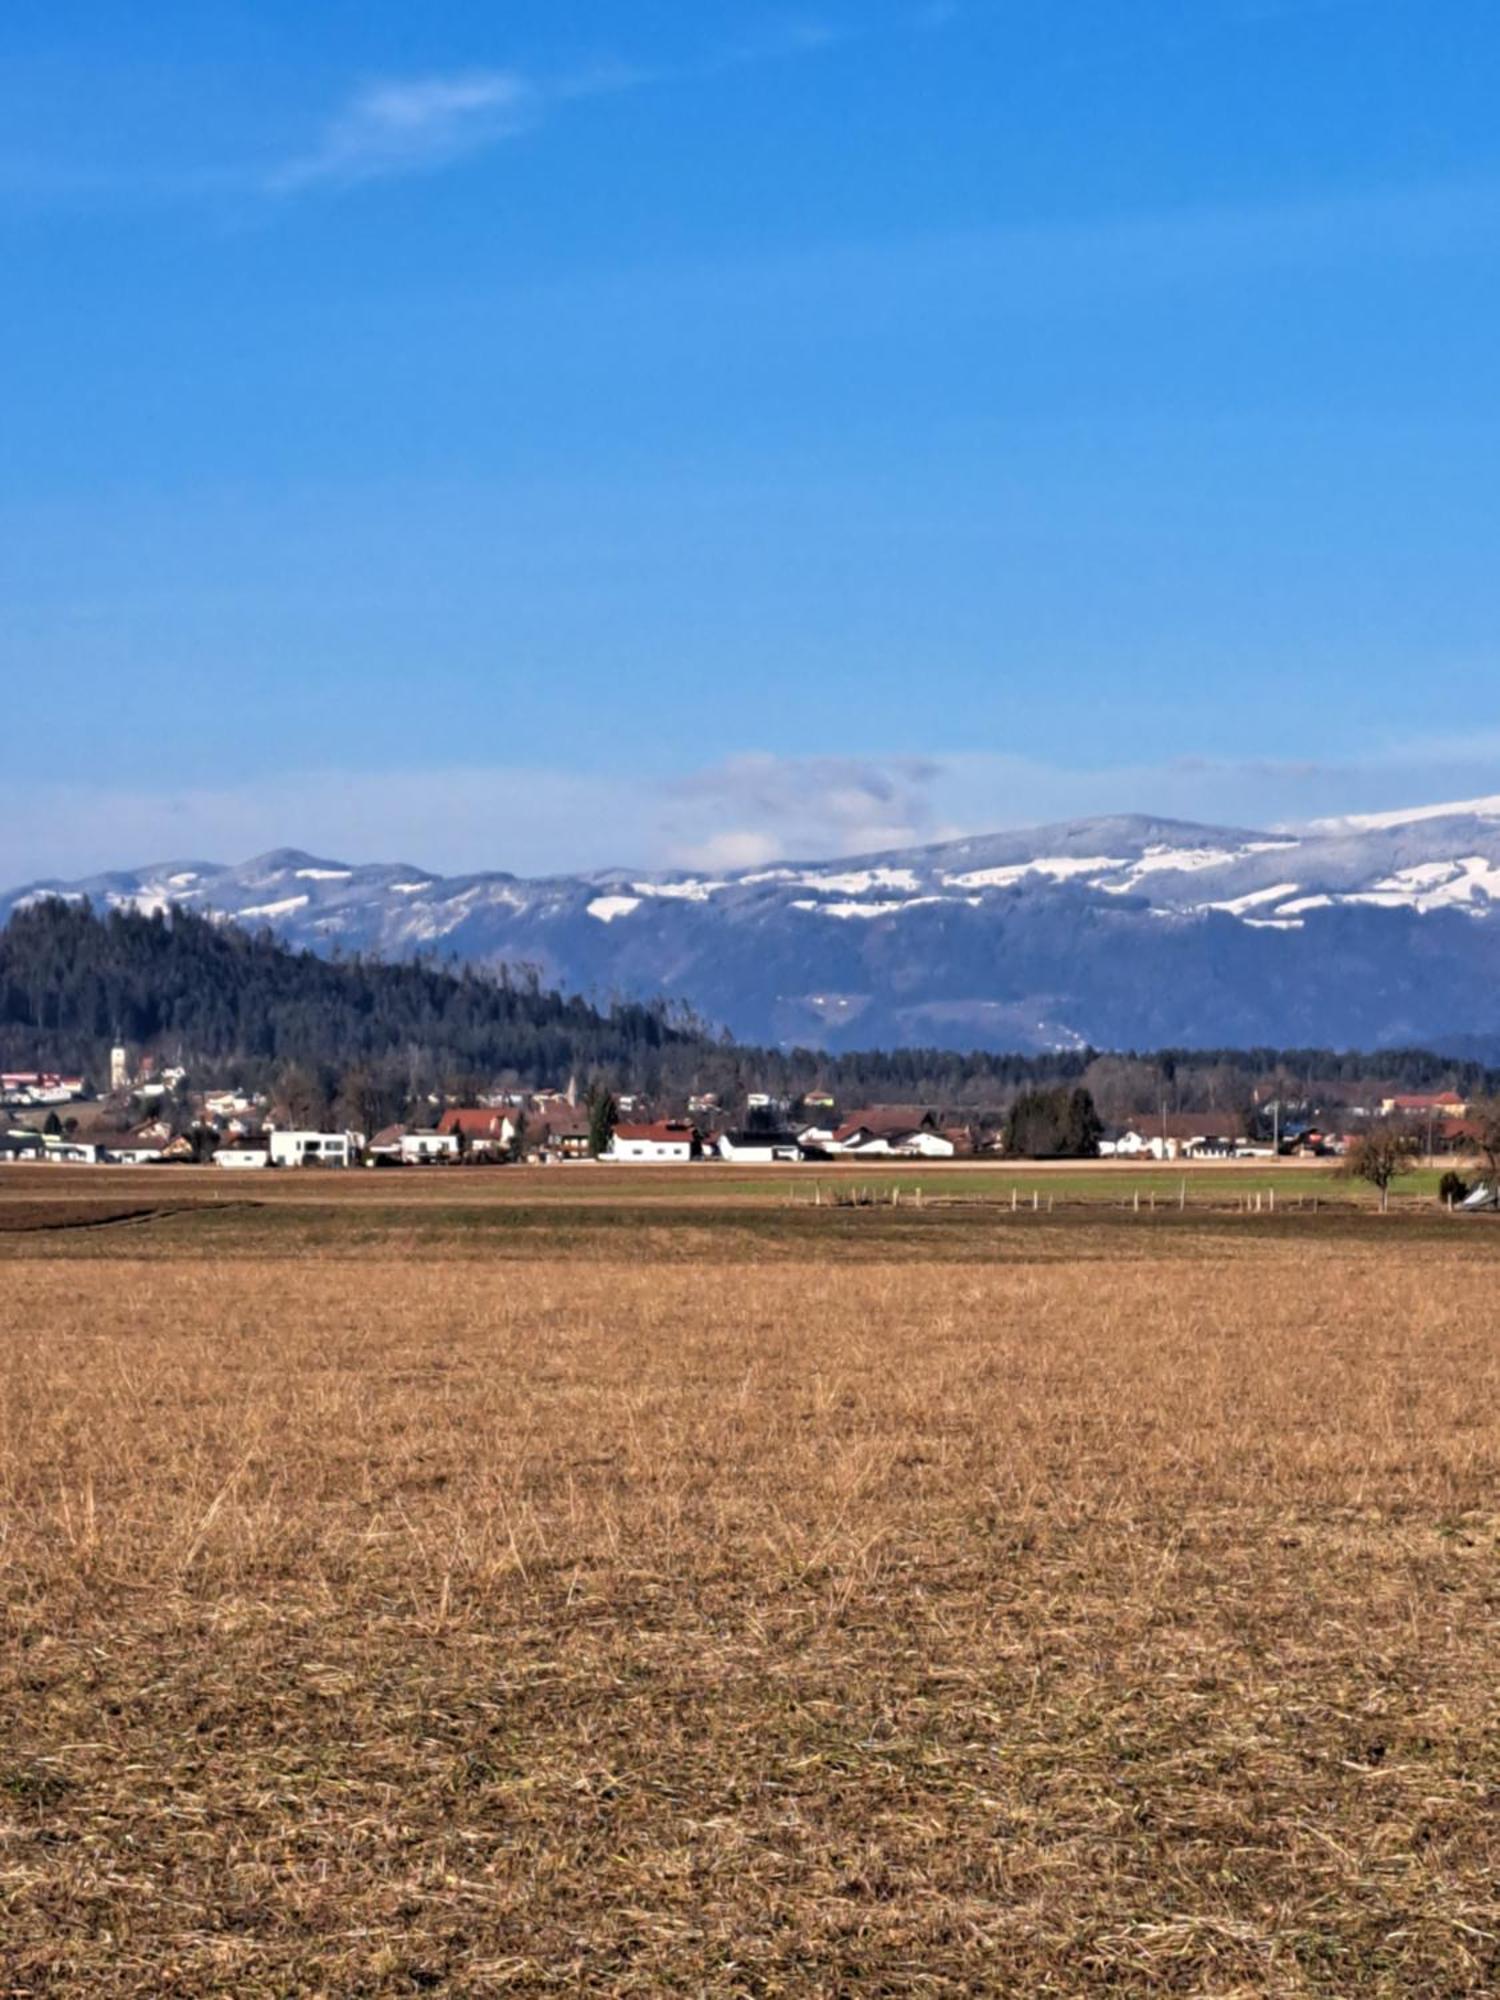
left=1100, top=1112, right=1245, bottom=1161
left=823, top=1109, right=955, bottom=1158
left=436, top=1107, right=521, bottom=1156
left=104, top=1139, right=169, bottom=1165
left=400, top=1130, right=461, bottom=1164
left=1381, top=1091, right=1469, bottom=1120
left=608, top=1120, right=701, bottom=1163
left=268, top=1130, right=357, bottom=1168
left=531, top=1108, right=593, bottom=1160
left=717, top=1131, right=805, bottom=1163
left=41, top=1137, right=102, bottom=1164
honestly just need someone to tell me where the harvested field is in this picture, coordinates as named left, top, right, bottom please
left=4, top=1176, right=1500, bottom=1993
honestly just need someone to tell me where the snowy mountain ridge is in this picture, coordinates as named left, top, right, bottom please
left=9, top=797, right=1500, bottom=1052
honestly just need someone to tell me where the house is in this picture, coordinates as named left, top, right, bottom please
left=824, top=1109, right=956, bottom=1158
left=104, top=1138, right=169, bottom=1165
left=436, top=1107, right=521, bottom=1156
left=1381, top=1091, right=1469, bottom=1120
left=717, top=1130, right=805, bottom=1163
left=608, top=1120, right=701, bottom=1163
left=215, top=1142, right=269, bottom=1170
left=531, top=1108, right=593, bottom=1160
left=204, top=1090, right=261, bottom=1120
left=797, top=1121, right=840, bottom=1149
left=1, top=1072, right=86, bottom=1106
left=0, top=1131, right=43, bottom=1162
left=1100, top=1112, right=1244, bottom=1161
left=41, top=1137, right=101, bottom=1164
left=897, top=1128, right=957, bottom=1158
left=268, top=1130, right=357, bottom=1168
left=399, top=1129, right=461, bottom=1165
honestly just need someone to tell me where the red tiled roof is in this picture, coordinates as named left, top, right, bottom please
left=437, top=1108, right=509, bottom=1137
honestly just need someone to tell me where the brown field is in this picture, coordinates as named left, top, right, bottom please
left=4, top=1168, right=1500, bottom=1994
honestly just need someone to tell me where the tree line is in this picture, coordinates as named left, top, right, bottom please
left=4, top=899, right=1496, bottom=1126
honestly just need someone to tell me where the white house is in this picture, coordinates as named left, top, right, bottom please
left=717, top=1131, right=804, bottom=1163
left=826, top=1121, right=956, bottom=1159
left=104, top=1140, right=168, bottom=1166
left=268, top=1130, right=357, bottom=1168
left=216, top=1144, right=269, bottom=1170
left=399, top=1130, right=461, bottom=1165
left=895, top=1129, right=956, bottom=1158
left=797, top=1122, right=840, bottom=1150
left=608, top=1121, right=701, bottom=1163
left=41, top=1138, right=101, bottom=1164
left=205, top=1090, right=261, bottom=1119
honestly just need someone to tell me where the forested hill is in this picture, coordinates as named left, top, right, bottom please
left=5, top=898, right=1498, bottom=1115
left=0, top=899, right=700, bottom=1090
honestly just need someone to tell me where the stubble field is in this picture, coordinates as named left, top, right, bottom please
left=3, top=1164, right=1500, bottom=1994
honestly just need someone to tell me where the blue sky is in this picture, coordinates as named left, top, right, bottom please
left=5, top=0, right=1500, bottom=879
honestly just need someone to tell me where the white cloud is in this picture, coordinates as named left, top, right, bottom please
left=263, top=10, right=940, bottom=200
left=10, top=742, right=1500, bottom=891
left=659, top=752, right=948, bottom=867
left=270, top=71, right=536, bottom=191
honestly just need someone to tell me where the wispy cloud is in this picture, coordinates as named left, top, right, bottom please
left=660, top=753, right=949, bottom=869
left=14, top=738, right=1500, bottom=890
left=266, top=10, right=952, bottom=199
left=269, top=70, right=538, bottom=192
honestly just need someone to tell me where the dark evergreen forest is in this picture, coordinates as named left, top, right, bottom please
left=3, top=898, right=1495, bottom=1113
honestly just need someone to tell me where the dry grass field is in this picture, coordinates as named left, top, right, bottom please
left=4, top=1166, right=1500, bottom=1994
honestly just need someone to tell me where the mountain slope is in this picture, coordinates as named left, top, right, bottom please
left=9, top=797, right=1500, bottom=1051
left=0, top=898, right=694, bottom=1082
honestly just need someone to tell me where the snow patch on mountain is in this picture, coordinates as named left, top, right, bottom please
left=1316, top=794, right=1500, bottom=833
left=1200, top=881, right=1302, bottom=916
left=14, top=794, right=1500, bottom=1050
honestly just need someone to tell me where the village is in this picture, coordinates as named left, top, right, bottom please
left=0, top=1050, right=1478, bottom=1170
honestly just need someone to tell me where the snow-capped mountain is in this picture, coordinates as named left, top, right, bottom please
left=10, top=796, right=1500, bottom=1052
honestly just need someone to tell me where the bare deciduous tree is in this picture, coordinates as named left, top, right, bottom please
left=1344, top=1126, right=1420, bottom=1211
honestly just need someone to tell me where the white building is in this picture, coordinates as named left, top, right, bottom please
left=717, top=1132, right=804, bottom=1163
left=104, top=1140, right=168, bottom=1165
left=823, top=1121, right=956, bottom=1159
left=205, top=1090, right=260, bottom=1119
left=399, top=1130, right=461, bottom=1164
left=608, top=1121, right=700, bottom=1163
left=216, top=1144, right=269, bottom=1170
left=41, top=1138, right=101, bottom=1164
left=110, top=1045, right=130, bottom=1092
left=268, top=1130, right=357, bottom=1168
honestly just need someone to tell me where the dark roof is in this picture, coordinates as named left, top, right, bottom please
left=1116, top=1111, right=1244, bottom=1142
left=840, top=1106, right=936, bottom=1134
